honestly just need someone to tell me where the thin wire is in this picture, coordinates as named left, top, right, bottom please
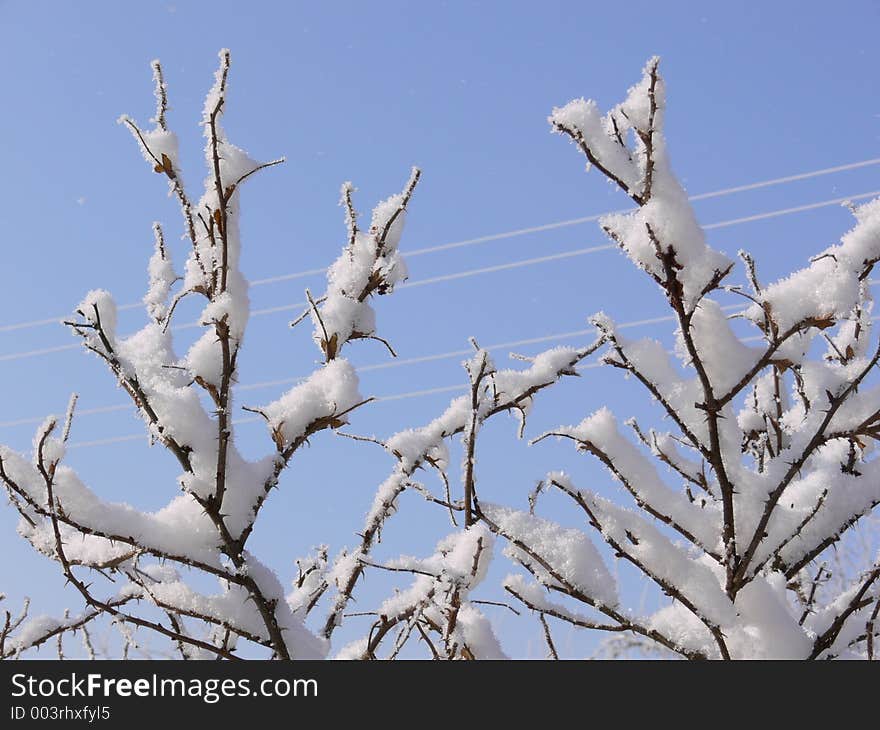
left=0, top=343, right=80, bottom=362
left=1, top=185, right=878, bottom=430
left=65, top=388, right=468, bottom=449
left=0, top=303, right=141, bottom=335
left=701, top=193, right=879, bottom=230
left=0, top=305, right=743, bottom=430
left=2, top=189, right=877, bottom=366
left=248, top=158, right=880, bottom=282
left=2, top=157, right=877, bottom=334
left=686, top=158, right=880, bottom=201
left=48, top=309, right=880, bottom=449
left=398, top=245, right=615, bottom=289
left=0, top=403, right=132, bottom=429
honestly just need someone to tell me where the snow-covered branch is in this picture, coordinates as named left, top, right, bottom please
left=0, top=51, right=420, bottom=660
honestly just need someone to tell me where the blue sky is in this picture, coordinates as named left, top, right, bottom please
left=0, top=1, right=878, bottom=657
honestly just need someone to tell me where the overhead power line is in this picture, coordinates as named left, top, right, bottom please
left=1, top=158, right=877, bottom=335
left=24, top=306, right=880, bottom=449
left=251, top=157, right=880, bottom=282
left=0, top=303, right=792, bottom=432
left=0, top=189, right=877, bottom=366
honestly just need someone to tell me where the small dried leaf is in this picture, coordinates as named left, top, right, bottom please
left=271, top=425, right=286, bottom=452
left=773, top=359, right=794, bottom=373
left=324, top=333, right=339, bottom=360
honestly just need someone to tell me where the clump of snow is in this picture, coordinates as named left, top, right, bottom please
left=481, top=501, right=618, bottom=608
left=546, top=410, right=721, bottom=551
left=308, top=172, right=417, bottom=358
left=366, top=525, right=506, bottom=659
left=74, top=290, right=118, bottom=352
left=552, top=57, right=732, bottom=310
left=747, top=199, right=880, bottom=332
left=260, top=359, right=362, bottom=446
left=144, top=225, right=176, bottom=322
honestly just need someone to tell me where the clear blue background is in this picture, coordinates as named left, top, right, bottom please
left=0, top=0, right=877, bottom=657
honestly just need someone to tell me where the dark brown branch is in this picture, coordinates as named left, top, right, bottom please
left=643, top=222, right=738, bottom=593
left=535, top=431, right=720, bottom=561
left=539, top=613, right=559, bottom=660
left=798, top=563, right=828, bottom=626
left=464, top=349, right=492, bottom=526
left=322, top=338, right=606, bottom=639
left=753, top=490, right=828, bottom=579
left=734, top=337, right=880, bottom=589
left=548, top=478, right=731, bottom=660
left=783, top=496, right=880, bottom=580
left=1, top=597, right=135, bottom=660
left=66, top=309, right=194, bottom=473
left=867, top=597, right=880, bottom=660
left=120, top=117, right=208, bottom=284
left=505, top=584, right=622, bottom=634
left=716, top=316, right=841, bottom=409
left=36, top=422, right=240, bottom=660
left=809, top=563, right=880, bottom=659
left=227, top=158, right=285, bottom=195
left=598, top=326, right=710, bottom=460
left=551, top=121, right=644, bottom=205
left=472, top=599, right=521, bottom=616
left=479, top=505, right=707, bottom=660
